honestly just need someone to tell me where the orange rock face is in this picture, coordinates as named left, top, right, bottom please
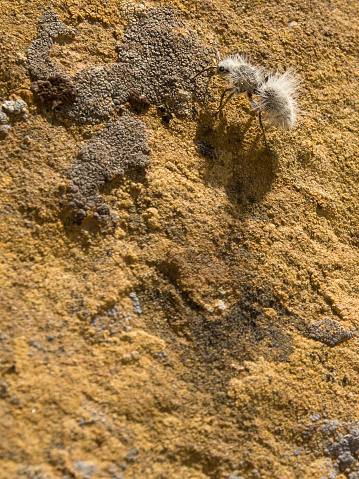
left=1, top=1, right=359, bottom=478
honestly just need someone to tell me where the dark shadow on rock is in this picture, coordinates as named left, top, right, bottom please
left=190, top=280, right=294, bottom=366
left=139, top=276, right=296, bottom=411
left=194, top=108, right=276, bottom=210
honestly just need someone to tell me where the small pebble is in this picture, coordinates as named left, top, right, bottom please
left=0, top=111, right=7, bottom=124
left=125, top=448, right=139, bottom=462
left=0, top=125, right=11, bottom=134
left=310, top=413, right=321, bottom=422
left=216, top=300, right=226, bottom=311
left=2, top=99, right=27, bottom=114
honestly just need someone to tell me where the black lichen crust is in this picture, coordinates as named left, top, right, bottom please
left=32, top=74, right=77, bottom=106
left=66, top=115, right=151, bottom=223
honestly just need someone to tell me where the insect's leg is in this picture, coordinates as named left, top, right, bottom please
left=220, top=90, right=237, bottom=113
left=247, top=93, right=270, bottom=154
left=217, top=87, right=237, bottom=115
left=257, top=110, right=271, bottom=154
left=191, top=65, right=216, bottom=81
left=247, top=93, right=261, bottom=112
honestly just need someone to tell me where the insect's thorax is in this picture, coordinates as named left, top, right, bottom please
left=231, top=65, right=259, bottom=94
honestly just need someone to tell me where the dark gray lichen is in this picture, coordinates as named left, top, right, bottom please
left=28, top=7, right=214, bottom=124
left=66, top=115, right=151, bottom=223
left=57, top=65, right=127, bottom=124
left=27, top=9, right=76, bottom=80
left=307, top=318, right=354, bottom=346
left=38, top=8, right=76, bottom=39
left=59, top=7, right=214, bottom=123
left=27, top=32, right=57, bottom=79
left=321, top=420, right=359, bottom=478
left=294, top=417, right=359, bottom=478
left=116, top=6, right=214, bottom=114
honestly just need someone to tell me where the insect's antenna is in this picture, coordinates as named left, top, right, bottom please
left=191, top=65, right=216, bottom=81
left=247, top=93, right=271, bottom=155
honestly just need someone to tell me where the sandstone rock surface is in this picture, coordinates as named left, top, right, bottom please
left=1, top=1, right=359, bottom=478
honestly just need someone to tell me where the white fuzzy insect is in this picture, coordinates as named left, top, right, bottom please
left=257, top=70, right=300, bottom=130
left=192, top=53, right=300, bottom=152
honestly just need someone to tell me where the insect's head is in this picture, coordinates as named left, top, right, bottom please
left=216, top=57, right=238, bottom=78
left=217, top=65, right=230, bottom=76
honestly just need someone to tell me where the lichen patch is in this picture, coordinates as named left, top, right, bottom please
left=66, top=115, right=151, bottom=224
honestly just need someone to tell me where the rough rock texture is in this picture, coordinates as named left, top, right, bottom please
left=1, top=0, right=359, bottom=479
